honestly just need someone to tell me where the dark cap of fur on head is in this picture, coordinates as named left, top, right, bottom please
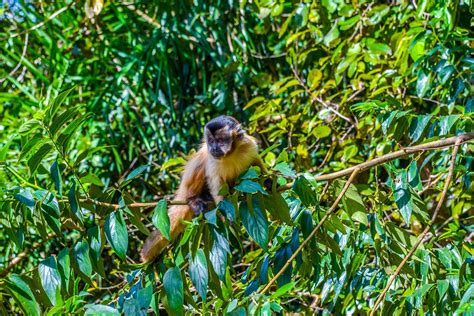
left=205, top=115, right=244, bottom=137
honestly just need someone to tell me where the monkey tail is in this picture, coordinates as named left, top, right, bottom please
left=140, top=204, right=193, bottom=263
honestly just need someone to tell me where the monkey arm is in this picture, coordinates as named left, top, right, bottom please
left=140, top=149, right=208, bottom=263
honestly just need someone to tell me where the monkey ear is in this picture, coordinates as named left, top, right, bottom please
left=233, top=126, right=245, bottom=139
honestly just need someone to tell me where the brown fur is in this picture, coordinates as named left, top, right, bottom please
left=140, top=134, right=262, bottom=263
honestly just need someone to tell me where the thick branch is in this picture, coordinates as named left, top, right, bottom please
left=314, top=132, right=473, bottom=181
left=369, top=139, right=462, bottom=315
left=260, top=169, right=360, bottom=294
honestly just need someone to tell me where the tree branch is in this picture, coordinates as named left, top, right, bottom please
left=260, top=168, right=360, bottom=294
left=369, top=138, right=462, bottom=315
left=81, top=133, right=474, bottom=209
left=0, top=233, right=55, bottom=278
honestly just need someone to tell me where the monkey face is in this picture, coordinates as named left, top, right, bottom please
left=205, top=127, right=233, bottom=159
left=205, top=116, right=244, bottom=159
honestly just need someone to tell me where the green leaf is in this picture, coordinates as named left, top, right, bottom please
left=270, top=282, right=296, bottom=298
left=408, top=161, right=421, bottom=190
left=47, top=85, right=77, bottom=123
left=312, top=125, right=332, bottom=138
left=323, top=23, right=339, bottom=47
left=366, top=38, right=391, bottom=54
left=57, top=248, right=71, bottom=294
left=152, top=199, right=170, bottom=240
left=416, top=71, right=431, bottom=98
left=105, top=210, right=128, bottom=260
left=394, top=170, right=412, bottom=225
left=27, top=143, right=53, bottom=174
left=458, top=283, right=474, bottom=310
left=50, top=160, right=62, bottom=195
left=189, top=249, right=209, bottom=302
left=293, top=176, right=317, bottom=207
left=125, top=165, right=148, bottom=182
left=240, top=198, right=269, bottom=250
left=38, top=256, right=61, bottom=306
left=74, top=240, right=93, bottom=281
left=56, top=114, right=91, bottom=150
left=0, top=135, right=15, bottom=161
left=438, top=65, right=455, bottom=84
left=41, top=196, right=62, bottom=237
left=240, top=167, right=259, bottom=180
left=68, top=182, right=83, bottom=224
left=235, top=179, right=266, bottom=194
left=137, top=285, right=153, bottom=312
left=18, top=119, right=41, bottom=135
left=87, top=226, right=105, bottom=276
left=49, top=107, right=80, bottom=136
left=351, top=211, right=369, bottom=226
left=80, top=173, right=104, bottom=187
left=439, top=115, right=460, bottom=135
left=336, top=181, right=366, bottom=218
left=437, top=279, right=449, bottom=299
left=209, top=228, right=230, bottom=280
left=218, top=199, right=235, bottom=221
left=5, top=275, right=41, bottom=316
left=163, top=267, right=184, bottom=315
left=409, top=115, right=432, bottom=142
left=381, top=111, right=397, bottom=135
left=14, top=189, right=35, bottom=208
left=263, top=191, right=292, bottom=225
left=274, top=162, right=297, bottom=178
left=19, top=135, right=45, bottom=161
left=84, top=304, right=120, bottom=316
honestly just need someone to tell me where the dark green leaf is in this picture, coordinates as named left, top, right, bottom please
left=105, top=210, right=128, bottom=260
left=394, top=171, right=412, bottom=225
left=14, top=189, right=35, bottom=208
left=74, top=240, right=92, bottom=280
left=210, top=228, right=230, bottom=280
left=409, top=115, right=432, bottom=142
left=163, top=267, right=184, bottom=315
left=68, top=182, right=83, bottom=224
left=293, top=176, right=317, bottom=207
left=38, top=256, right=61, bottom=306
left=125, top=165, right=148, bottom=182
left=47, top=85, right=77, bottom=123
left=235, top=179, right=266, bottom=194
left=240, top=198, right=269, bottom=250
left=5, top=275, right=41, bottom=316
left=274, top=162, right=297, bottom=178
left=152, top=199, right=170, bottom=240
left=50, top=160, right=62, bottom=195
left=189, top=249, right=208, bottom=302
left=27, top=143, right=53, bottom=174
left=84, top=304, right=120, bottom=315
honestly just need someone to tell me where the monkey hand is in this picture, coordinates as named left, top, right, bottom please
left=188, top=196, right=214, bottom=216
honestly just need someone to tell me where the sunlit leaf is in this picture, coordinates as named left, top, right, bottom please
left=105, top=210, right=128, bottom=260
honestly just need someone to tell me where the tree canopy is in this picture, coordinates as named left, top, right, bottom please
left=0, top=0, right=473, bottom=315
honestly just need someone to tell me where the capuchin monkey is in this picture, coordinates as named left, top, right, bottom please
left=140, top=116, right=265, bottom=263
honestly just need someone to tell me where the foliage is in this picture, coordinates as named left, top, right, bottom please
left=0, top=0, right=473, bottom=314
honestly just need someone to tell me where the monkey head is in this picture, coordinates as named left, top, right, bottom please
left=204, top=115, right=244, bottom=159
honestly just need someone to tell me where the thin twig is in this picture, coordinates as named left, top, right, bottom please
left=9, top=2, right=74, bottom=39
left=78, top=198, right=188, bottom=210
left=370, top=139, right=462, bottom=315
left=260, top=169, right=360, bottom=294
left=0, top=33, right=29, bottom=83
